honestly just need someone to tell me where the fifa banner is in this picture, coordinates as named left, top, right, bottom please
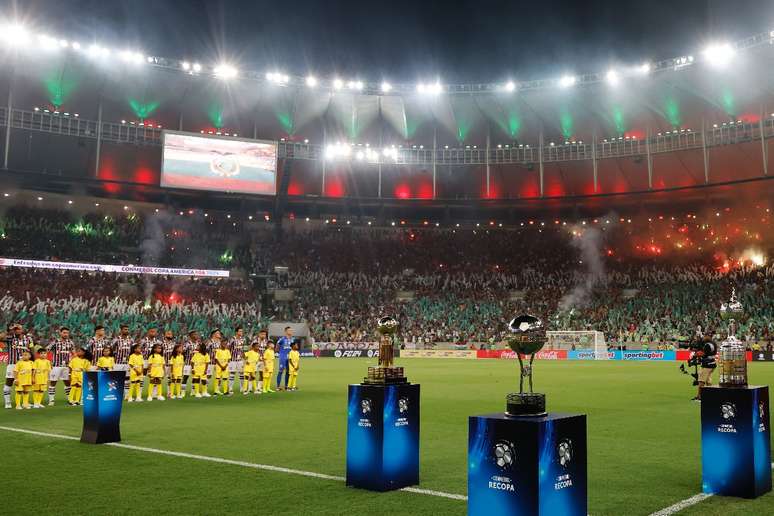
left=0, top=257, right=229, bottom=278
left=346, top=383, right=420, bottom=491
left=468, top=412, right=587, bottom=515
left=400, top=349, right=478, bottom=359
left=322, top=349, right=389, bottom=359
left=701, top=386, right=771, bottom=498
left=81, top=371, right=126, bottom=444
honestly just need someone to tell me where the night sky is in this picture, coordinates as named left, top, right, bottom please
left=2, top=0, right=774, bottom=82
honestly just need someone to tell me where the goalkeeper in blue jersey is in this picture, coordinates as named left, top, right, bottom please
left=275, top=327, right=294, bottom=391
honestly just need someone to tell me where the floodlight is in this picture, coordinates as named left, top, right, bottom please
left=504, top=80, right=516, bottom=92
left=381, top=82, right=392, bottom=93
left=333, top=78, right=343, bottom=89
left=215, top=63, right=238, bottom=79
left=181, top=61, right=191, bottom=71
left=605, top=69, right=619, bottom=86
left=559, top=75, right=577, bottom=88
left=1, top=24, right=29, bottom=46
left=638, top=62, right=651, bottom=74
left=192, top=62, right=202, bottom=72
left=703, top=42, right=735, bottom=67
left=306, top=75, right=318, bottom=87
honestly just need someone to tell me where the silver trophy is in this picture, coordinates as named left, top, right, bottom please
left=505, top=314, right=548, bottom=416
left=718, top=288, right=747, bottom=388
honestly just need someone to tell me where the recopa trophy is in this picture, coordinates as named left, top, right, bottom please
left=505, top=314, right=548, bottom=416
left=718, top=288, right=747, bottom=388
left=363, top=316, right=407, bottom=384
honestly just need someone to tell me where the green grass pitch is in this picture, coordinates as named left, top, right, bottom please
left=1, top=358, right=773, bottom=515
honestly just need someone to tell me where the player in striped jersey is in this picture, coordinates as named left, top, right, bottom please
left=112, top=325, right=135, bottom=401
left=139, top=326, right=162, bottom=358
left=252, top=329, right=271, bottom=390
left=182, top=330, right=200, bottom=397
left=228, top=327, right=246, bottom=393
left=86, top=326, right=109, bottom=365
left=4, top=324, right=35, bottom=409
left=161, top=330, right=177, bottom=397
left=46, top=327, right=75, bottom=406
left=205, top=329, right=222, bottom=395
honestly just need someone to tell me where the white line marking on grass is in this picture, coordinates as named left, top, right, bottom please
left=649, top=493, right=713, bottom=516
left=649, top=462, right=774, bottom=516
left=0, top=426, right=467, bottom=501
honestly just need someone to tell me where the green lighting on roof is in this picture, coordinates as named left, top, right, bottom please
left=560, top=112, right=573, bottom=139
left=207, top=103, right=224, bottom=129
left=612, top=107, right=626, bottom=135
left=43, top=73, right=77, bottom=108
left=128, top=99, right=160, bottom=121
left=665, top=97, right=681, bottom=127
left=721, top=89, right=736, bottom=116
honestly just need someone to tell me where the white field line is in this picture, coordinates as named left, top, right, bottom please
left=0, top=425, right=467, bottom=501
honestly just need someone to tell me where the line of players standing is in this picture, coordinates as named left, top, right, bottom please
left=3, top=323, right=301, bottom=409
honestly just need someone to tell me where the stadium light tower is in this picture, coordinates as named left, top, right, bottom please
left=703, top=42, right=736, bottom=67
left=605, top=69, right=619, bottom=86
left=504, top=80, right=516, bottom=92
left=381, top=81, right=392, bottom=93
left=306, top=75, right=318, bottom=87
left=333, top=78, right=344, bottom=90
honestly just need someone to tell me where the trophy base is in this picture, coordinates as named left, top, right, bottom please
left=363, top=366, right=408, bottom=385
left=505, top=392, right=546, bottom=417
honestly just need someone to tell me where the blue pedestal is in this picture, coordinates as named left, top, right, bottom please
left=346, top=383, right=420, bottom=491
left=81, top=371, right=125, bottom=444
left=701, top=385, right=771, bottom=498
left=468, top=412, right=587, bottom=516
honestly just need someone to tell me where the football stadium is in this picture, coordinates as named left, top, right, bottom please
left=2, top=1, right=774, bottom=514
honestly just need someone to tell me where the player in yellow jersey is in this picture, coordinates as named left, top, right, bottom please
left=168, top=344, right=185, bottom=399
left=262, top=343, right=276, bottom=393
left=242, top=343, right=261, bottom=395
left=127, top=344, right=146, bottom=403
left=288, top=343, right=301, bottom=391
left=191, top=343, right=211, bottom=398
left=13, top=350, right=34, bottom=409
left=32, top=347, right=52, bottom=408
left=67, top=348, right=89, bottom=406
left=146, top=343, right=166, bottom=401
left=213, top=340, right=232, bottom=396
left=96, top=347, right=115, bottom=371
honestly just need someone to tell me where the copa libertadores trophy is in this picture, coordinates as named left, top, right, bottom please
left=505, top=314, right=548, bottom=416
left=718, top=287, right=747, bottom=388
left=363, top=316, right=407, bottom=384
left=700, top=287, right=771, bottom=498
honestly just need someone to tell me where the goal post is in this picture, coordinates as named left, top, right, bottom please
left=546, top=331, right=608, bottom=359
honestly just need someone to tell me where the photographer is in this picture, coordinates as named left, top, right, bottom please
left=692, top=335, right=717, bottom=402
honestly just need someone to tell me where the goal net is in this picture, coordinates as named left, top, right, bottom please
left=546, top=331, right=608, bottom=359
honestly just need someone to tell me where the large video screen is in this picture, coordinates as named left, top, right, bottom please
left=161, top=131, right=277, bottom=195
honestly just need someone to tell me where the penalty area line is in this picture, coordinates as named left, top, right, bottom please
left=649, top=462, right=774, bottom=516
left=0, top=425, right=467, bottom=501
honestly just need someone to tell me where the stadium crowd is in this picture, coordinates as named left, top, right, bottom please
left=1, top=204, right=773, bottom=351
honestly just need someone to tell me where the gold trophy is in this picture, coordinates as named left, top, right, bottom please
left=364, top=316, right=407, bottom=384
